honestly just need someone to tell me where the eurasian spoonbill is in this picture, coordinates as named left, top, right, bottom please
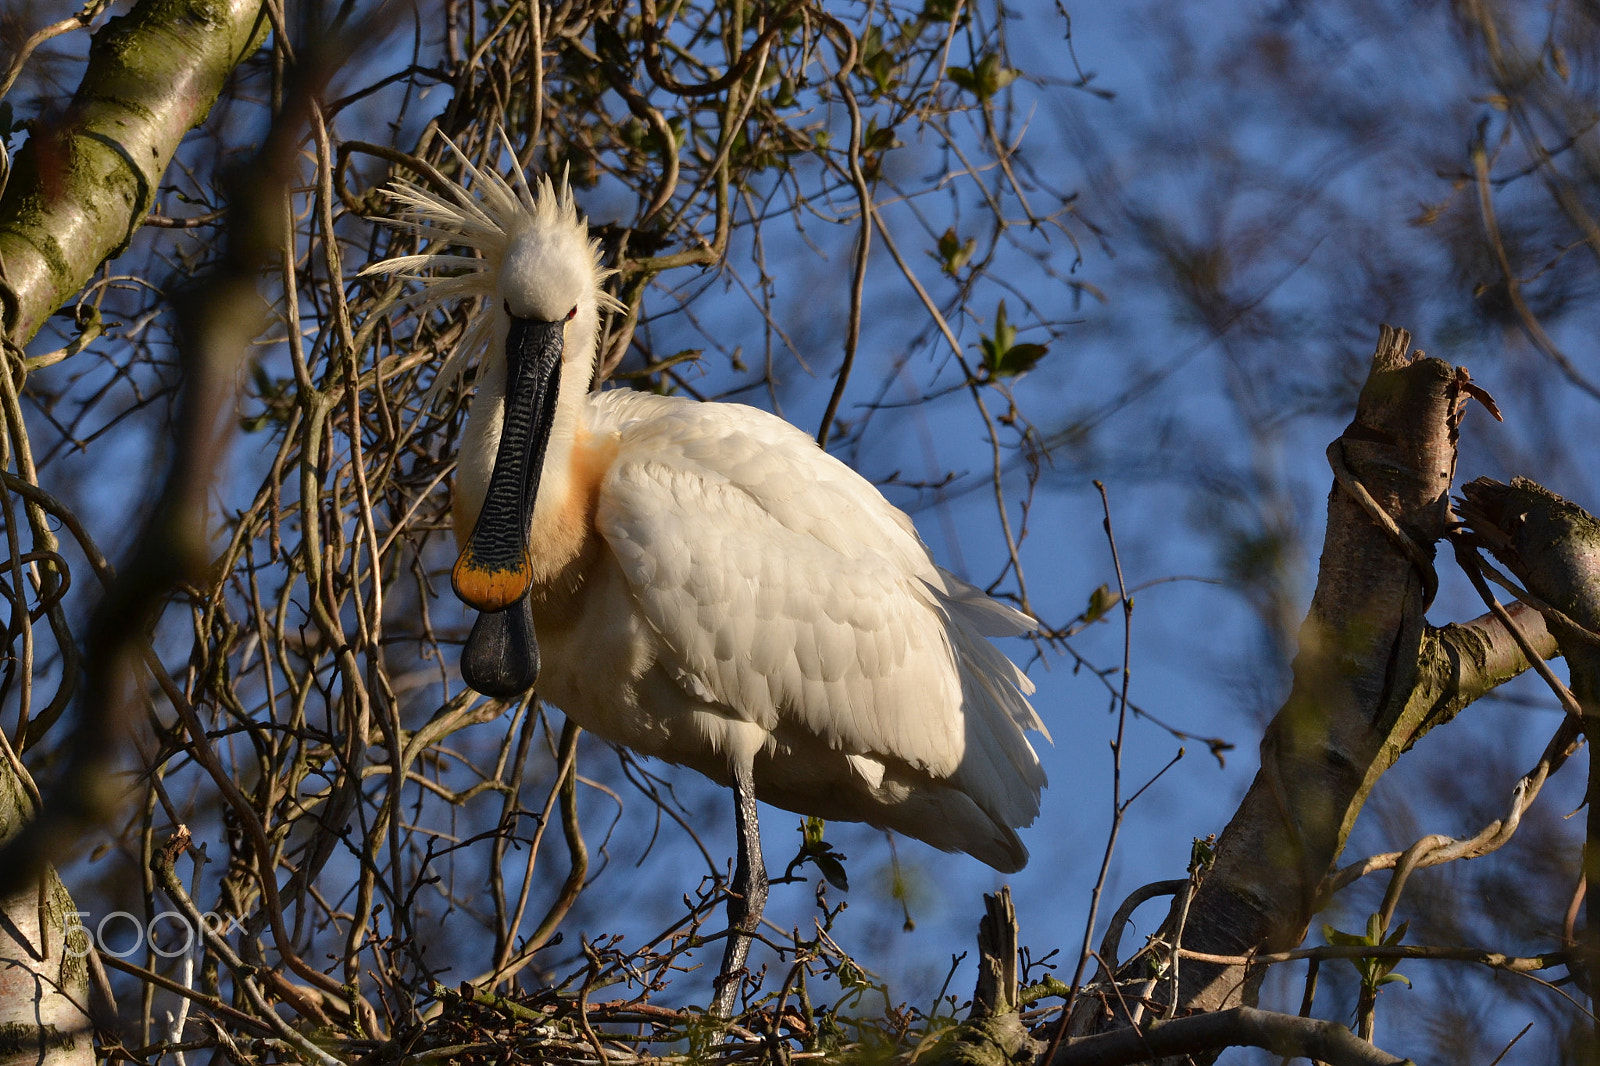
left=364, top=142, right=1049, bottom=1015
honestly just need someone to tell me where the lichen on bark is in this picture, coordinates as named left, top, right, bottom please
left=0, top=0, right=269, bottom=349
left=0, top=753, right=91, bottom=1066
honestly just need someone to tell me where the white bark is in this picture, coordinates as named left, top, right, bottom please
left=0, top=770, right=91, bottom=1066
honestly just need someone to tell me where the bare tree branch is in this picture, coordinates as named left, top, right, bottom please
left=1050, top=1006, right=1412, bottom=1066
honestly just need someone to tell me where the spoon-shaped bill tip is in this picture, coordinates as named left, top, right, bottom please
left=462, top=598, right=540, bottom=698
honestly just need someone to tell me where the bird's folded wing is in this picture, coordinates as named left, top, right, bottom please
left=593, top=396, right=1004, bottom=779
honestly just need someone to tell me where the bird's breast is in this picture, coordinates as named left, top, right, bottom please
left=451, top=421, right=620, bottom=604
left=526, top=424, right=620, bottom=599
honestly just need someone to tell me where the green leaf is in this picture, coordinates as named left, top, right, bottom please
left=994, top=342, right=1048, bottom=378
left=979, top=300, right=1014, bottom=371
left=1324, top=918, right=1408, bottom=993
left=814, top=853, right=850, bottom=892
left=1084, top=583, right=1115, bottom=624
left=797, top=817, right=850, bottom=889
left=864, top=51, right=898, bottom=95
left=949, top=52, right=1019, bottom=101
left=935, top=227, right=976, bottom=276
left=1321, top=923, right=1368, bottom=949
left=863, top=120, right=899, bottom=152
left=773, top=75, right=797, bottom=108
left=979, top=301, right=1048, bottom=380
left=984, top=55, right=1020, bottom=94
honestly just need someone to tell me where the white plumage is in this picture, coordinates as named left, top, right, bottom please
left=364, top=139, right=1048, bottom=1010
left=568, top=391, right=1046, bottom=867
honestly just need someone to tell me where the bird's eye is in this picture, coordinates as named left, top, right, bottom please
left=566, top=306, right=578, bottom=321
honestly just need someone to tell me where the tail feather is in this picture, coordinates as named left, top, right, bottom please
left=922, top=569, right=1051, bottom=846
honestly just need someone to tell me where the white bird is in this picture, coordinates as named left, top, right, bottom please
left=364, top=141, right=1049, bottom=1015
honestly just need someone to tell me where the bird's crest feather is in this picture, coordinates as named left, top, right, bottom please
left=361, top=132, right=624, bottom=404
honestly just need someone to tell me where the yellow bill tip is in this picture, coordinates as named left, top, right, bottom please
left=452, top=550, right=533, bottom=612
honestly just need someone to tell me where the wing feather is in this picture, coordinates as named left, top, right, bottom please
left=591, top=391, right=1045, bottom=826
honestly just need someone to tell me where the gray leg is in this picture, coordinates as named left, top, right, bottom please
left=711, top=759, right=767, bottom=1018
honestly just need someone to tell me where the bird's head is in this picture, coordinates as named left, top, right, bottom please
left=361, top=138, right=623, bottom=392
left=500, top=222, right=589, bottom=322
left=363, top=137, right=623, bottom=648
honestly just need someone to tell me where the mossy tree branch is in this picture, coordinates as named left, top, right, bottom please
left=0, top=3, right=267, bottom=1054
left=1458, top=476, right=1600, bottom=1044
left=0, top=0, right=269, bottom=349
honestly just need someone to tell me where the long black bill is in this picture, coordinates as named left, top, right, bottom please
left=454, top=316, right=564, bottom=698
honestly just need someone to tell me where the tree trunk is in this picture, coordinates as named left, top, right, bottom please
left=1063, top=326, right=1558, bottom=1055
left=0, top=768, right=91, bottom=1066
left=0, top=0, right=268, bottom=1056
